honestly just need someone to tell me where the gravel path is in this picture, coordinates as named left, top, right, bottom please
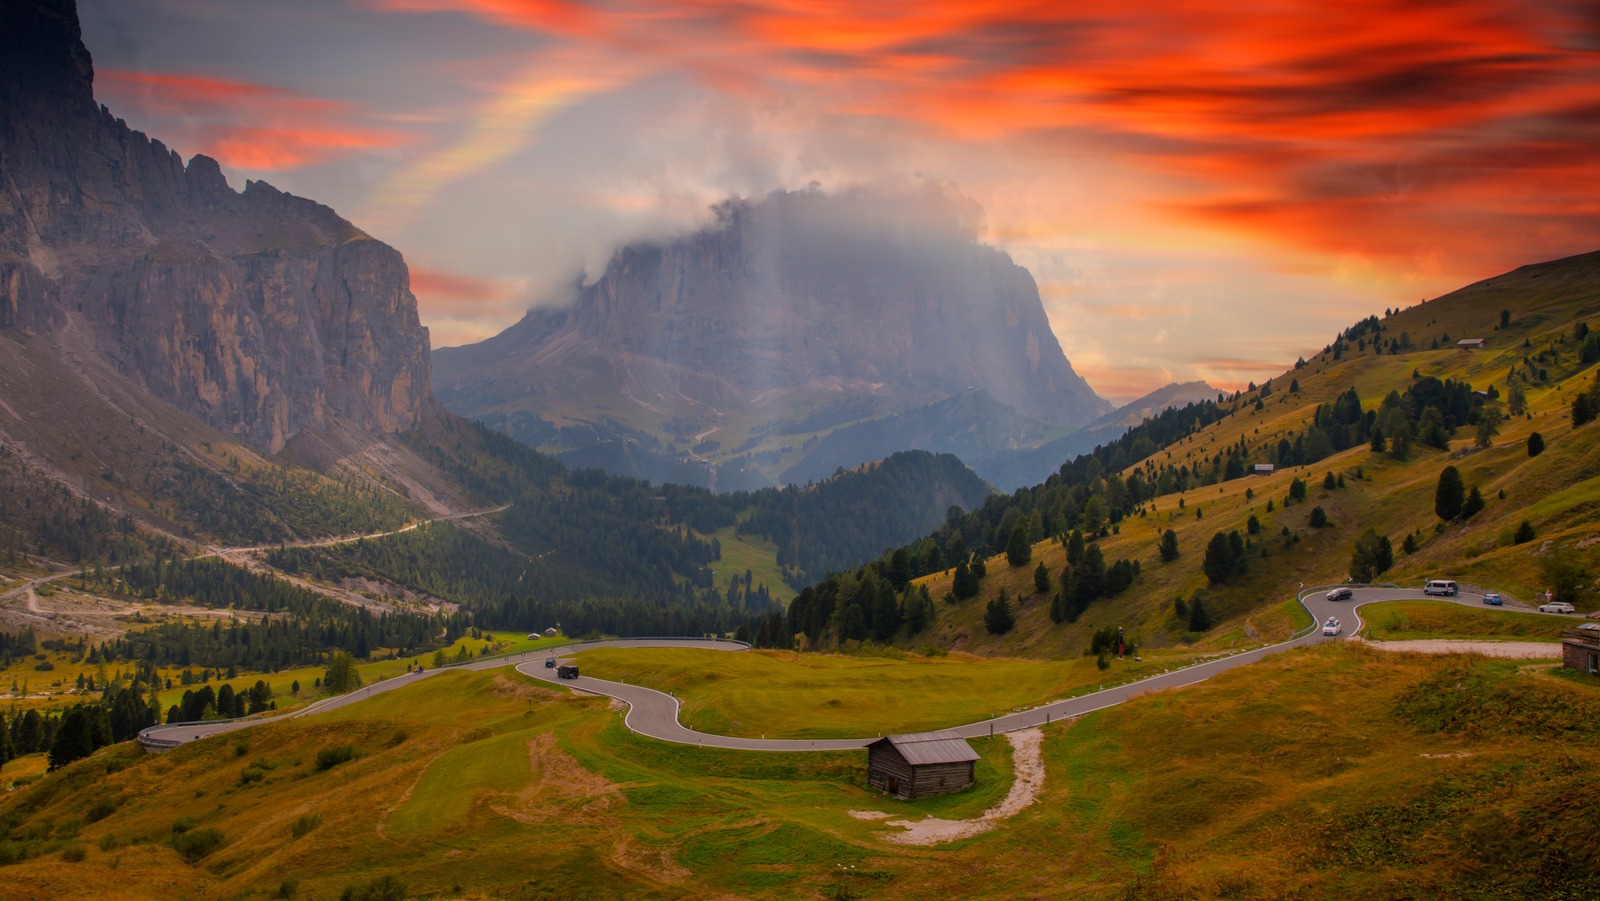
left=1362, top=639, right=1561, bottom=658
left=880, top=728, right=1046, bottom=846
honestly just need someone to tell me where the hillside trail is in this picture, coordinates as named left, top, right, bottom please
left=874, top=727, right=1047, bottom=846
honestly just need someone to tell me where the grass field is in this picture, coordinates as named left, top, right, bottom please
left=574, top=645, right=1232, bottom=739
left=708, top=525, right=796, bottom=605
left=4, top=642, right=1599, bottom=899
left=1358, top=600, right=1570, bottom=642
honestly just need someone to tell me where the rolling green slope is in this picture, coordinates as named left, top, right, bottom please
left=2, top=641, right=1596, bottom=898
left=816, top=250, right=1600, bottom=659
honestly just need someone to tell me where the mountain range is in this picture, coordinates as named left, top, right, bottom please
left=434, top=187, right=1111, bottom=489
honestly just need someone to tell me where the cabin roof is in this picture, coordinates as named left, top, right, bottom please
left=872, top=730, right=980, bottom=765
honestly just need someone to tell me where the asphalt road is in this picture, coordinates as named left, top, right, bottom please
left=142, top=584, right=1565, bottom=751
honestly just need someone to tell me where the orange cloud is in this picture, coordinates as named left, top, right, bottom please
left=410, top=265, right=518, bottom=302
left=97, top=70, right=410, bottom=171
left=376, top=0, right=1600, bottom=272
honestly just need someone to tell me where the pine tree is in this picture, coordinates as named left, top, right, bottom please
left=1074, top=545, right=1107, bottom=604
left=1435, top=466, right=1465, bottom=521
left=1309, top=506, right=1329, bottom=528
left=1006, top=525, right=1032, bottom=567
left=1187, top=598, right=1212, bottom=632
left=323, top=652, right=362, bottom=695
left=1246, top=515, right=1261, bottom=535
left=1349, top=528, right=1394, bottom=582
left=1203, top=533, right=1233, bottom=583
left=1461, top=485, right=1485, bottom=519
left=1528, top=432, right=1545, bottom=457
left=1066, top=530, right=1085, bottom=567
left=1370, top=427, right=1386, bottom=453
left=984, top=591, right=1015, bottom=635
left=1159, top=529, right=1179, bottom=562
left=1513, top=521, right=1536, bottom=544
left=1033, top=561, right=1051, bottom=594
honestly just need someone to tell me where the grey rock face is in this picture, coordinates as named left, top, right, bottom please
left=436, top=188, right=1108, bottom=481
left=0, top=0, right=430, bottom=453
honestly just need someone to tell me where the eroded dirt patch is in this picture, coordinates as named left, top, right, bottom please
left=489, top=733, right=621, bottom=825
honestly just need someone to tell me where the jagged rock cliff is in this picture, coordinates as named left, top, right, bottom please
left=0, top=0, right=430, bottom=453
left=435, top=188, right=1108, bottom=487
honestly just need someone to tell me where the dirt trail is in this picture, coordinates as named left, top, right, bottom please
left=879, top=727, right=1047, bottom=846
left=1363, top=639, right=1561, bottom=658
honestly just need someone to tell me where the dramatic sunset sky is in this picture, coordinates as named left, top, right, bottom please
left=80, top=0, right=1600, bottom=402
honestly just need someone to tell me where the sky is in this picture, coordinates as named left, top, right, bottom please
left=79, top=0, right=1600, bottom=404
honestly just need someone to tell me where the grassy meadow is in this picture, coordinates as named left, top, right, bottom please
left=3, top=642, right=1598, bottom=898
left=1358, top=600, right=1570, bottom=642
left=573, top=645, right=1233, bottom=739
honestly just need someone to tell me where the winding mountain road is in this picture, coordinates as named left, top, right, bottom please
left=140, top=584, right=1564, bottom=752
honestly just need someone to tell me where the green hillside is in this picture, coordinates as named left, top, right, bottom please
left=801, top=250, right=1600, bottom=659
left=3, top=641, right=1596, bottom=898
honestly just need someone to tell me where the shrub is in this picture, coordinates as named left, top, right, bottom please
left=171, top=816, right=198, bottom=835
left=60, top=843, right=86, bottom=863
left=290, top=814, right=321, bottom=839
left=238, top=767, right=265, bottom=786
left=85, top=798, right=119, bottom=823
left=339, top=875, right=407, bottom=901
left=1309, top=506, right=1329, bottom=528
left=172, top=827, right=224, bottom=863
left=1527, top=432, right=1545, bottom=457
left=1513, top=521, right=1536, bottom=544
left=314, top=745, right=356, bottom=772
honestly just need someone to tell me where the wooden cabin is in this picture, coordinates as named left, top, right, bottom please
left=866, top=730, right=979, bottom=799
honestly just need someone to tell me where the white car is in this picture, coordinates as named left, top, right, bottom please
left=1539, top=601, right=1576, bottom=614
left=1322, top=617, right=1342, bottom=636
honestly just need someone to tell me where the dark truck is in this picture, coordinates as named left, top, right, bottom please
left=556, top=664, right=580, bottom=680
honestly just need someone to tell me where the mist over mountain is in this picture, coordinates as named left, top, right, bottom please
left=434, top=186, right=1109, bottom=488
left=0, top=0, right=431, bottom=455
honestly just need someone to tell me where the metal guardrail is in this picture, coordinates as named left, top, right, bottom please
left=1290, top=583, right=1403, bottom=640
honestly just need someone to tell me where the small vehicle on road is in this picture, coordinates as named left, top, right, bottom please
left=1481, top=593, right=1504, bottom=606
left=1424, top=579, right=1458, bottom=596
left=1326, top=587, right=1353, bottom=601
left=544, top=656, right=557, bottom=668
left=1322, top=617, right=1341, bottom=636
left=1539, top=601, right=1576, bottom=614
left=557, top=664, right=580, bottom=679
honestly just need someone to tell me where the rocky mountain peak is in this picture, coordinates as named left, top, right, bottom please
left=0, top=0, right=431, bottom=453
left=435, top=186, right=1109, bottom=487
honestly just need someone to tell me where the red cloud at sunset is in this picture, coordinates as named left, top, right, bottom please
left=97, top=70, right=410, bottom=171
left=379, top=0, right=1600, bottom=275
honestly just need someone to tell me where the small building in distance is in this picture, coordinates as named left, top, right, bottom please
left=1458, top=338, right=1487, bottom=349
left=867, top=730, right=979, bottom=799
left=1253, top=463, right=1275, bottom=475
left=1562, top=622, right=1600, bottom=675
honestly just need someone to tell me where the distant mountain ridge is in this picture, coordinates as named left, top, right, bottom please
left=971, top=380, right=1221, bottom=490
left=434, top=187, right=1110, bottom=488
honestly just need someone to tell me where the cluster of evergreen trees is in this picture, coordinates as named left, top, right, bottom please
left=1, top=668, right=164, bottom=771
left=166, top=679, right=274, bottom=724
left=93, top=557, right=460, bottom=670
left=1047, top=530, right=1140, bottom=623
left=785, top=568, right=938, bottom=647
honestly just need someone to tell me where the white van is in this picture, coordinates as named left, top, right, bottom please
left=1424, top=579, right=1458, bottom=596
